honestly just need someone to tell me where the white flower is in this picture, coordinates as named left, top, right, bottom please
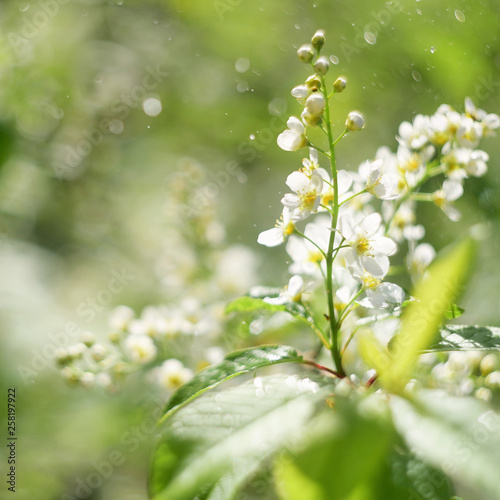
left=258, top=207, right=299, bottom=247
left=109, top=305, right=135, bottom=331
left=332, top=266, right=359, bottom=313
left=124, top=334, right=157, bottom=364
left=95, top=373, right=112, bottom=388
left=320, top=169, right=353, bottom=207
left=215, top=245, right=257, bottom=295
left=90, top=344, right=107, bottom=362
left=80, top=372, right=95, bottom=389
left=397, top=145, right=434, bottom=187
left=347, top=259, right=404, bottom=309
left=456, top=116, right=483, bottom=148
left=433, top=180, right=463, bottom=221
left=281, top=170, right=324, bottom=219
left=397, top=114, right=431, bottom=149
left=465, top=97, right=500, bottom=136
left=339, top=212, right=397, bottom=274
left=286, top=217, right=330, bottom=277
left=155, top=359, right=193, bottom=391
left=263, top=275, right=305, bottom=305
left=300, top=148, right=320, bottom=176
left=382, top=201, right=418, bottom=243
left=277, top=116, right=307, bottom=151
left=361, top=158, right=399, bottom=200
left=443, top=148, right=489, bottom=179
left=408, top=243, right=436, bottom=276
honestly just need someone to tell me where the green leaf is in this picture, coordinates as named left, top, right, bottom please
left=427, top=324, right=500, bottom=352
left=225, top=297, right=316, bottom=327
left=445, top=303, right=465, bottom=320
left=275, top=397, right=398, bottom=500
left=149, top=373, right=332, bottom=500
left=381, top=238, right=476, bottom=392
left=225, top=296, right=286, bottom=314
left=391, top=390, right=500, bottom=499
left=159, top=345, right=303, bottom=422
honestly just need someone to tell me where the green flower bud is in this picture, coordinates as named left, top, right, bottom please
left=297, top=44, right=314, bottom=63
left=345, top=111, right=365, bottom=132
left=305, top=75, right=321, bottom=92
left=311, top=29, right=326, bottom=50
left=333, top=76, right=347, bottom=93
left=313, top=56, right=329, bottom=76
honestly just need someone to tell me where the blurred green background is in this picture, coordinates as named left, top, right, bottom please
left=1, top=0, right=499, bottom=498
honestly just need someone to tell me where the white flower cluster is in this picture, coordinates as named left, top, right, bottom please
left=257, top=30, right=498, bottom=351
left=415, top=351, right=500, bottom=402
left=57, top=159, right=257, bottom=393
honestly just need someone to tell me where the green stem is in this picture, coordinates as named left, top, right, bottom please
left=320, top=75, right=345, bottom=377
left=340, top=188, right=367, bottom=206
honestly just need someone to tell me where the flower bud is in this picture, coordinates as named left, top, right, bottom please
left=305, top=93, right=326, bottom=116
left=305, top=75, right=321, bottom=92
left=313, top=56, right=329, bottom=76
left=297, top=44, right=314, bottom=63
left=301, top=109, right=322, bottom=128
left=345, top=111, right=365, bottom=132
left=311, top=29, right=326, bottom=50
left=333, top=76, right=347, bottom=93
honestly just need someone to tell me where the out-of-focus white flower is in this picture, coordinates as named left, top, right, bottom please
left=465, top=97, right=500, bottom=136
left=286, top=216, right=330, bottom=277
left=456, top=116, right=483, bottom=148
left=80, top=372, right=95, bottom=388
left=281, top=170, right=324, bottom=219
left=332, top=266, right=359, bottom=313
left=258, top=207, right=299, bottom=247
left=215, top=245, right=257, bottom=295
left=397, top=145, right=434, bottom=187
left=264, top=275, right=305, bottom=305
left=124, top=334, right=157, bottom=364
left=96, top=373, right=112, bottom=388
left=339, top=212, right=397, bottom=275
left=475, top=387, right=492, bottom=402
left=155, top=359, right=193, bottom=391
left=109, top=305, right=135, bottom=331
left=443, top=148, right=489, bottom=179
left=277, top=116, right=307, bottom=151
left=382, top=201, right=419, bottom=243
left=205, top=346, right=225, bottom=365
left=485, top=371, right=500, bottom=389
left=90, top=344, right=107, bottom=362
left=408, top=243, right=436, bottom=276
left=361, top=159, right=399, bottom=200
left=433, top=180, right=463, bottom=221
left=397, top=114, right=431, bottom=149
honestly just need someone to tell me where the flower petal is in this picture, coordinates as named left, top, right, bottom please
left=257, top=228, right=284, bottom=247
